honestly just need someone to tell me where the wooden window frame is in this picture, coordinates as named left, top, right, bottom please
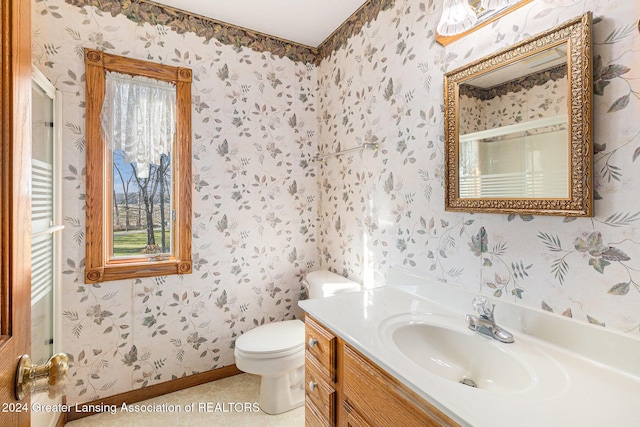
left=84, top=48, right=192, bottom=283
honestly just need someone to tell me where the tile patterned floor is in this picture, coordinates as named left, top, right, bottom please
left=66, top=374, right=304, bottom=426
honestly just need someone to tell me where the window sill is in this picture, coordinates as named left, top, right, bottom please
left=85, top=259, right=192, bottom=283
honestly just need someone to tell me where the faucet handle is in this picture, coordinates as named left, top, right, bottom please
left=472, top=296, right=494, bottom=319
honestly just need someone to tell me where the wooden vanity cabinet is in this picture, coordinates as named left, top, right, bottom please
left=304, top=316, right=459, bottom=427
left=305, top=317, right=337, bottom=426
left=342, top=344, right=458, bottom=426
left=342, top=401, right=371, bottom=427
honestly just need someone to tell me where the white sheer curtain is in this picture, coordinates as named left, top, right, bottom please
left=100, top=71, right=176, bottom=178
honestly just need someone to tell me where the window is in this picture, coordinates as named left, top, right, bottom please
left=84, top=48, right=192, bottom=283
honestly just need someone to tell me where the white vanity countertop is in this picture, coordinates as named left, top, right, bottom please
left=298, top=268, right=640, bottom=427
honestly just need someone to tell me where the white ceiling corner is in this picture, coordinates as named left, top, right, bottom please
left=150, top=0, right=368, bottom=48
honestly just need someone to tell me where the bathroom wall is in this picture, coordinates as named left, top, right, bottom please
left=317, top=0, right=640, bottom=336
left=32, top=0, right=318, bottom=404
left=32, top=0, right=640, bottom=406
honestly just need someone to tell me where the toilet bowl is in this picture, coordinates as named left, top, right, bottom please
left=233, top=270, right=360, bottom=414
left=234, top=320, right=305, bottom=415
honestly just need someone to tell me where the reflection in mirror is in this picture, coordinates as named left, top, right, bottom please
left=458, top=43, right=569, bottom=199
left=444, top=13, right=592, bottom=216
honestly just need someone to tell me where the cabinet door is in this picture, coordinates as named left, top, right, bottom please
left=342, top=401, right=372, bottom=427
left=343, top=345, right=458, bottom=427
left=306, top=396, right=331, bottom=427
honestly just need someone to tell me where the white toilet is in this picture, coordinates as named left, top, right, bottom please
left=234, top=270, right=360, bottom=414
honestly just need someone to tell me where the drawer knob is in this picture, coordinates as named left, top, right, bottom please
left=308, top=338, right=319, bottom=348
left=309, top=381, right=318, bottom=391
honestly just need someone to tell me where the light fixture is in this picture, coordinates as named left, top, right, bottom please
left=437, top=0, right=478, bottom=36
left=481, top=0, right=514, bottom=11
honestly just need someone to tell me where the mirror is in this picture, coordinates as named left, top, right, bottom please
left=444, top=12, right=593, bottom=216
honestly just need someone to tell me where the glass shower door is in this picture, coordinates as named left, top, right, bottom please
left=31, top=67, right=64, bottom=427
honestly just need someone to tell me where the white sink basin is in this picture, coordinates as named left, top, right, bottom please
left=300, top=270, right=640, bottom=426
left=392, top=322, right=531, bottom=392
left=380, top=313, right=570, bottom=397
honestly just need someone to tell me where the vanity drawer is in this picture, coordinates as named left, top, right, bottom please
left=306, top=396, right=331, bottom=427
left=305, top=355, right=336, bottom=424
left=305, top=316, right=336, bottom=380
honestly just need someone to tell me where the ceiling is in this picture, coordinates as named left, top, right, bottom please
left=151, top=0, right=368, bottom=48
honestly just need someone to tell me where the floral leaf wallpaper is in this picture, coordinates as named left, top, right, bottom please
left=317, top=0, right=640, bottom=337
left=33, top=0, right=318, bottom=403
left=64, top=0, right=318, bottom=63
left=33, top=0, right=640, bottom=405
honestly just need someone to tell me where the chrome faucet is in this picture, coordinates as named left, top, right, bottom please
left=466, top=297, right=514, bottom=343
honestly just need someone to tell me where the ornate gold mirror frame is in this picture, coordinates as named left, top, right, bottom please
left=444, top=13, right=593, bottom=216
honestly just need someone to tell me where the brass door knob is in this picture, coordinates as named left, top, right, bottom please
left=15, top=353, right=70, bottom=400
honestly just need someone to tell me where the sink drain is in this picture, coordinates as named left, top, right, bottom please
left=459, top=378, right=477, bottom=388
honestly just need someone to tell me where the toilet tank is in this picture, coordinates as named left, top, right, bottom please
left=305, top=270, right=361, bottom=299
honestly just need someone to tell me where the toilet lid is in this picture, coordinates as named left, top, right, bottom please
left=235, top=319, right=304, bottom=355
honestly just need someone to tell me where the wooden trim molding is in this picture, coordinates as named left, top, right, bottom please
left=0, top=0, right=32, bottom=424
left=84, top=48, right=192, bottom=283
left=66, top=365, right=242, bottom=421
left=53, top=397, right=69, bottom=427
left=55, top=411, right=66, bottom=427
left=436, top=0, right=533, bottom=46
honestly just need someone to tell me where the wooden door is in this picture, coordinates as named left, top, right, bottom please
left=0, top=0, right=33, bottom=425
